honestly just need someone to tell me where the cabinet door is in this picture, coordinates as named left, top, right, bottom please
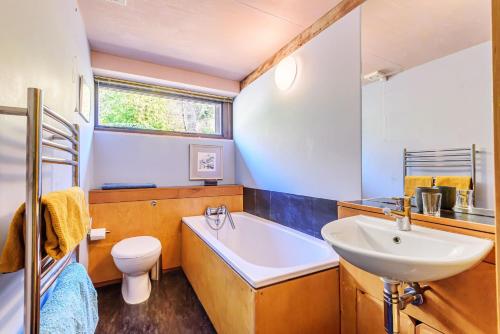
left=89, top=200, right=155, bottom=284
left=356, top=290, right=415, bottom=334
left=415, top=323, right=444, bottom=334
left=341, top=257, right=497, bottom=334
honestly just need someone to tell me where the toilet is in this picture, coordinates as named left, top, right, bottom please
left=111, top=236, right=162, bottom=304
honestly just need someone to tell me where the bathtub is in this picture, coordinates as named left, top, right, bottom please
left=182, top=212, right=339, bottom=288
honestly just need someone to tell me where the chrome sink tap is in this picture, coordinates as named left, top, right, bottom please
left=382, top=197, right=412, bottom=231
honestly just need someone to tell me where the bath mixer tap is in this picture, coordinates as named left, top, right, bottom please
left=204, top=205, right=236, bottom=230
left=382, top=197, right=412, bottom=231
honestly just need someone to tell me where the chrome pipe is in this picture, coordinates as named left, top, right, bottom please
left=42, top=157, right=78, bottom=166
left=0, top=106, right=28, bottom=116
left=402, top=148, right=406, bottom=194
left=42, top=139, right=78, bottom=156
left=40, top=257, right=56, bottom=279
left=25, top=88, right=43, bottom=334
left=405, top=164, right=471, bottom=168
left=40, top=254, right=73, bottom=296
left=43, top=106, right=78, bottom=135
left=405, top=153, right=471, bottom=158
left=405, top=147, right=471, bottom=153
left=471, top=144, right=476, bottom=205
left=42, top=123, right=77, bottom=145
left=46, top=134, right=67, bottom=141
left=383, top=280, right=400, bottom=334
left=404, top=159, right=471, bottom=163
left=73, top=124, right=80, bottom=188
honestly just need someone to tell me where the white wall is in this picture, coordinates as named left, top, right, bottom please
left=0, top=1, right=93, bottom=332
left=233, top=9, right=362, bottom=201
left=92, top=131, right=235, bottom=188
left=362, top=42, right=493, bottom=209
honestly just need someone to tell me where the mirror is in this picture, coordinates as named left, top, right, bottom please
left=361, top=0, right=494, bottom=215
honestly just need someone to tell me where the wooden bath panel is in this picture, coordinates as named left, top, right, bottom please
left=181, top=223, right=340, bottom=334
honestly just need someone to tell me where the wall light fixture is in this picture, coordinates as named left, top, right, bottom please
left=274, top=56, right=297, bottom=91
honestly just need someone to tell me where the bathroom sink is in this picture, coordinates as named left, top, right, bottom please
left=321, top=215, right=493, bottom=282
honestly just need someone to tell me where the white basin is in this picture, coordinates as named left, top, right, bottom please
left=321, top=215, right=493, bottom=282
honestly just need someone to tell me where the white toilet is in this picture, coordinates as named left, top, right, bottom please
left=111, top=236, right=162, bottom=304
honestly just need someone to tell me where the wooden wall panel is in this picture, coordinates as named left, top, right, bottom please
left=88, top=186, right=243, bottom=285
left=89, top=185, right=243, bottom=204
left=89, top=201, right=155, bottom=283
left=492, top=0, right=500, bottom=332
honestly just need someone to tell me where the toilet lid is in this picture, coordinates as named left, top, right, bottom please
left=111, top=236, right=161, bottom=259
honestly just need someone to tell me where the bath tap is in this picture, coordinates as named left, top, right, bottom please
left=382, top=197, right=412, bottom=231
left=204, top=205, right=236, bottom=230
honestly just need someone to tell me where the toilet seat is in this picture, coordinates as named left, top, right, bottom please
left=111, top=236, right=161, bottom=259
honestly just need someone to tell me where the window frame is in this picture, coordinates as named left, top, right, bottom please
left=94, top=77, right=233, bottom=139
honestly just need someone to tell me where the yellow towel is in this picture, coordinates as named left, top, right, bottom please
left=435, top=176, right=472, bottom=190
left=404, top=176, right=433, bottom=197
left=0, top=187, right=90, bottom=273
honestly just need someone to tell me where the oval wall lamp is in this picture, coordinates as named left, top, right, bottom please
left=274, top=56, right=297, bottom=91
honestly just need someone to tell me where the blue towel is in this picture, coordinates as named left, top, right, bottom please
left=101, top=182, right=157, bottom=190
left=40, top=263, right=98, bottom=334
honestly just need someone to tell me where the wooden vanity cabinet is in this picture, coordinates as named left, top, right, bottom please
left=338, top=202, right=496, bottom=334
left=415, top=324, right=444, bottom=334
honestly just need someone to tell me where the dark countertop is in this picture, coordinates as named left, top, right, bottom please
left=344, top=198, right=495, bottom=227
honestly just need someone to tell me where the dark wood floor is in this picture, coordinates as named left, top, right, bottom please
left=96, top=269, right=215, bottom=334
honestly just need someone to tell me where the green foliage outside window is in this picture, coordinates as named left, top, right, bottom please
left=98, top=86, right=221, bottom=135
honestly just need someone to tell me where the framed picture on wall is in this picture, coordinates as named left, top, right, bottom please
left=78, top=75, right=91, bottom=123
left=189, top=144, right=223, bottom=180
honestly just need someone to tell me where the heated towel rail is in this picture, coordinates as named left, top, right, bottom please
left=0, top=88, right=80, bottom=334
left=403, top=145, right=477, bottom=203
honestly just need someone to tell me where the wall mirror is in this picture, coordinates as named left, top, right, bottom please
left=360, top=0, right=494, bottom=217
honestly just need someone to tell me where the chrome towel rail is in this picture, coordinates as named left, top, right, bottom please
left=403, top=144, right=476, bottom=204
left=0, top=106, right=28, bottom=116
left=42, top=123, right=77, bottom=145
left=0, top=88, right=80, bottom=334
left=44, top=106, right=78, bottom=135
left=41, top=139, right=78, bottom=155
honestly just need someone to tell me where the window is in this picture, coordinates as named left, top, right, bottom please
left=95, top=77, right=232, bottom=138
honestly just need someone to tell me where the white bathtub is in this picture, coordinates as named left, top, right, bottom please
left=182, top=212, right=339, bottom=288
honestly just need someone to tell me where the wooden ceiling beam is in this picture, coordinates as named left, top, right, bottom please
left=239, top=0, right=365, bottom=90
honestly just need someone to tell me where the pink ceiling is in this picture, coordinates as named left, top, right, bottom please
left=78, top=0, right=342, bottom=81
left=362, top=0, right=491, bottom=79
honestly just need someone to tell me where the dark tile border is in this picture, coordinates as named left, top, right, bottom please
left=243, top=187, right=338, bottom=239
